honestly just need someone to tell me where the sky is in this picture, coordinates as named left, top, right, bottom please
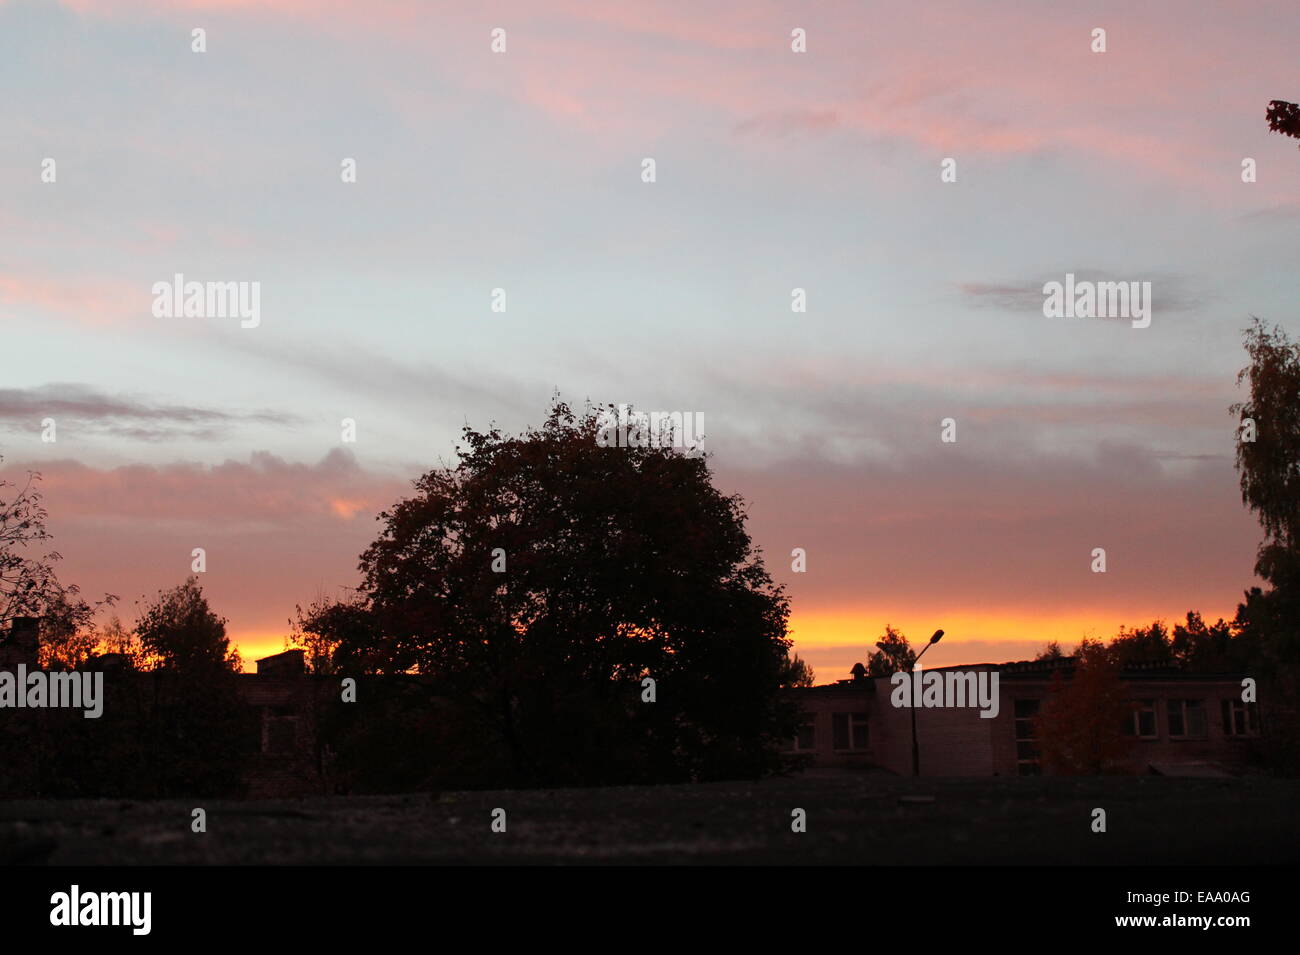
left=2, top=0, right=1298, bottom=679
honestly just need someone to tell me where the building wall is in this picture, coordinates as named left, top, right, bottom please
left=990, top=684, right=1049, bottom=776
left=237, top=673, right=327, bottom=797
left=787, top=668, right=1262, bottom=777
left=782, top=684, right=874, bottom=767
left=991, top=675, right=1261, bottom=776
left=868, top=683, right=998, bottom=776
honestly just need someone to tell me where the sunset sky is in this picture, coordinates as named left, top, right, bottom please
left=2, top=0, right=1298, bottom=678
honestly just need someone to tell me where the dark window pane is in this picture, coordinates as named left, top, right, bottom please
left=832, top=712, right=850, bottom=750
left=797, top=719, right=815, bottom=750
left=852, top=714, right=869, bottom=749
left=1016, top=741, right=1040, bottom=760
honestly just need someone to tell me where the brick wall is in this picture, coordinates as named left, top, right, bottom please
left=781, top=683, right=874, bottom=767
left=238, top=673, right=326, bottom=797
left=993, top=674, right=1262, bottom=776
left=868, top=684, right=998, bottom=776
left=787, top=666, right=1262, bottom=777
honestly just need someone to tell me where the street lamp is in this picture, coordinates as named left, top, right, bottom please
left=910, top=629, right=944, bottom=777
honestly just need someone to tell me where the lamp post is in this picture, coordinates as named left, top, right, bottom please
left=910, top=629, right=944, bottom=777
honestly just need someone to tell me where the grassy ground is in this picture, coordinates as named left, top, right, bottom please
left=2, top=770, right=1296, bottom=864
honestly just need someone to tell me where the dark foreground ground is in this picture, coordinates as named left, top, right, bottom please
left=3, top=770, right=1297, bottom=865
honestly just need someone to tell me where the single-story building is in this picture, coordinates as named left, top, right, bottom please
left=783, top=658, right=1263, bottom=776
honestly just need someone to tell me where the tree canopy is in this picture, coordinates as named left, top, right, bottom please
left=1231, top=318, right=1300, bottom=771
left=1, top=456, right=112, bottom=650
left=135, top=576, right=241, bottom=673
left=1, top=462, right=63, bottom=627
left=866, top=625, right=916, bottom=676
left=1036, top=639, right=1133, bottom=775
left=1267, top=100, right=1300, bottom=147
left=302, top=399, right=796, bottom=784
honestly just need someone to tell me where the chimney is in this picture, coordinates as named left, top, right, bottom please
left=0, top=617, right=40, bottom=668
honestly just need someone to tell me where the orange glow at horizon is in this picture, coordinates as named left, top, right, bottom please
left=230, top=632, right=293, bottom=672
left=786, top=603, right=1242, bottom=673
left=229, top=602, right=1242, bottom=674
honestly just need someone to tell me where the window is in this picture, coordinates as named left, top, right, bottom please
left=793, top=716, right=816, bottom=752
left=1014, top=699, right=1040, bottom=776
left=1221, top=699, right=1259, bottom=737
left=262, top=706, right=300, bottom=754
left=832, top=712, right=869, bottom=751
left=1121, top=700, right=1158, bottom=739
left=1168, top=699, right=1207, bottom=739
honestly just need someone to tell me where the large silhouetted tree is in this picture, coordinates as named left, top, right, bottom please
left=305, top=398, right=796, bottom=785
left=1231, top=317, right=1300, bottom=772
left=1233, top=318, right=1300, bottom=555
left=126, top=577, right=252, bottom=796
left=135, top=576, right=241, bottom=673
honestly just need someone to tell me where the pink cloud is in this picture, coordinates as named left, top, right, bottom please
left=36, top=0, right=1298, bottom=197
left=0, top=449, right=411, bottom=650
left=17, top=448, right=405, bottom=526
left=0, top=272, right=142, bottom=327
